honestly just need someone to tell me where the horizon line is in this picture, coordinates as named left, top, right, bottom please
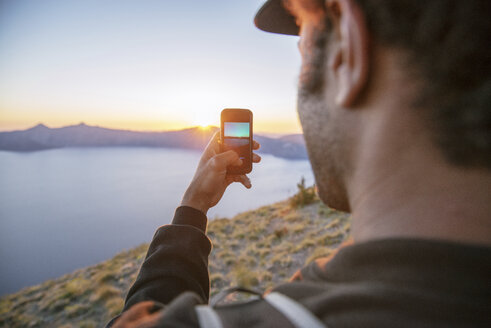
left=0, top=122, right=303, bottom=136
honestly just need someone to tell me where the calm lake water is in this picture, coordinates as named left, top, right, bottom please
left=0, top=148, right=313, bottom=295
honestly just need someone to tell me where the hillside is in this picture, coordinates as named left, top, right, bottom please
left=0, top=124, right=308, bottom=160
left=0, top=192, right=351, bottom=328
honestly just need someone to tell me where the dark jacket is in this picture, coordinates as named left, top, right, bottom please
left=107, top=206, right=491, bottom=327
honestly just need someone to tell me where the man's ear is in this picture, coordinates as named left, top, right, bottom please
left=327, top=0, right=369, bottom=107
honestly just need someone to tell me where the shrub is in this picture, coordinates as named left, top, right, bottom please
left=78, top=319, right=97, bottom=328
left=273, top=227, right=288, bottom=239
left=317, top=231, right=345, bottom=246
left=259, top=271, right=273, bottom=282
left=210, top=273, right=228, bottom=290
left=293, top=239, right=316, bottom=252
left=318, top=203, right=336, bottom=217
left=230, top=263, right=259, bottom=288
left=258, top=249, right=270, bottom=259
left=290, top=223, right=305, bottom=234
left=95, top=271, right=117, bottom=284
left=105, top=297, right=124, bottom=317
left=66, top=303, right=89, bottom=318
left=91, top=285, right=120, bottom=302
left=289, top=177, right=317, bottom=208
left=270, top=254, right=292, bottom=268
left=63, top=278, right=91, bottom=299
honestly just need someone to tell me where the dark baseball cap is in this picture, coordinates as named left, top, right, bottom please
left=254, top=0, right=300, bottom=36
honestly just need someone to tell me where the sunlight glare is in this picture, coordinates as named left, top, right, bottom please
left=191, top=110, right=218, bottom=129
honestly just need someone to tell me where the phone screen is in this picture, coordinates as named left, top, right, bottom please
left=223, top=122, right=251, bottom=161
left=221, top=108, right=253, bottom=174
left=224, top=122, right=250, bottom=138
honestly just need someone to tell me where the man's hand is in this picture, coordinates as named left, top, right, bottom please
left=181, top=132, right=261, bottom=215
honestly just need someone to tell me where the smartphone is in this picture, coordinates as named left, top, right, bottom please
left=220, top=108, right=253, bottom=174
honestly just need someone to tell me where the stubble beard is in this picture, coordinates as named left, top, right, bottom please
left=297, top=29, right=351, bottom=212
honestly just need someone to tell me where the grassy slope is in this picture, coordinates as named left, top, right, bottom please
left=0, top=196, right=351, bottom=328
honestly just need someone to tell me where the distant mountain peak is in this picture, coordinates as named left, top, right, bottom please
left=63, top=122, right=90, bottom=130
left=30, top=123, right=49, bottom=130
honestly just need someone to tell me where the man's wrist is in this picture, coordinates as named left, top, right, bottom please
left=181, top=192, right=209, bottom=215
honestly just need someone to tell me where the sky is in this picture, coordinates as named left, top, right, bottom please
left=0, top=0, right=302, bottom=134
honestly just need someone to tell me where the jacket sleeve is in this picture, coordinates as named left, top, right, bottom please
left=122, top=206, right=212, bottom=310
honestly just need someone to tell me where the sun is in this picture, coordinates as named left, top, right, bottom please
left=198, top=125, right=211, bottom=131
left=189, top=107, right=220, bottom=129
left=192, top=117, right=217, bottom=129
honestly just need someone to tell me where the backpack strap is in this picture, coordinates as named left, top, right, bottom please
left=195, top=288, right=327, bottom=328
left=264, top=292, right=327, bottom=328
left=196, top=287, right=260, bottom=328
left=195, top=305, right=224, bottom=328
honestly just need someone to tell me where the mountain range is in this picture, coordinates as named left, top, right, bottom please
left=0, top=123, right=308, bottom=160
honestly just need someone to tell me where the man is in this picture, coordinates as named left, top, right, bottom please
left=109, top=0, right=491, bottom=327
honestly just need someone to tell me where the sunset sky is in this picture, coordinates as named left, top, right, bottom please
left=0, top=0, right=301, bottom=134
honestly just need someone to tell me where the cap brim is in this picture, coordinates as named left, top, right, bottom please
left=254, top=0, right=299, bottom=36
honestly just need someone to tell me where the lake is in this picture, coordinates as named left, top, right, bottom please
left=0, top=147, right=313, bottom=295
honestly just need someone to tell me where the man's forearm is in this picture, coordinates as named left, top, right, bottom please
left=123, top=206, right=211, bottom=310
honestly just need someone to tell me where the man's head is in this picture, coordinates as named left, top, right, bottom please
left=256, top=0, right=491, bottom=212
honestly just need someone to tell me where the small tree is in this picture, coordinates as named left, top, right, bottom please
left=289, top=176, right=316, bottom=208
